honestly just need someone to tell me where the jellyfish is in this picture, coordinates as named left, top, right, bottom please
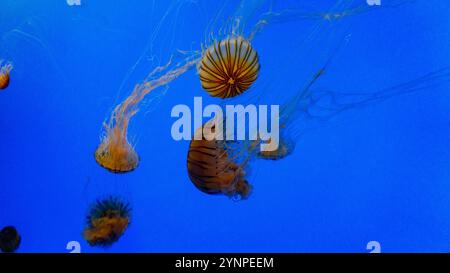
left=0, top=13, right=69, bottom=88
left=196, top=0, right=270, bottom=99
left=187, top=118, right=252, bottom=200
left=256, top=133, right=295, bottom=160
left=94, top=122, right=140, bottom=174
left=255, top=64, right=450, bottom=161
left=83, top=196, right=131, bottom=247
left=198, top=36, right=260, bottom=99
left=95, top=57, right=200, bottom=173
left=0, top=61, right=13, bottom=90
left=0, top=226, right=21, bottom=253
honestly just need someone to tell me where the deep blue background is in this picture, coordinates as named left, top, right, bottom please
left=1, top=0, right=450, bottom=253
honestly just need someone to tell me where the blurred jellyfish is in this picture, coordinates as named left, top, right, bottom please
left=83, top=196, right=131, bottom=247
left=187, top=118, right=252, bottom=200
left=0, top=61, right=12, bottom=90
left=0, top=226, right=21, bottom=253
left=256, top=132, right=294, bottom=160
left=0, top=13, right=68, bottom=86
left=256, top=64, right=450, bottom=161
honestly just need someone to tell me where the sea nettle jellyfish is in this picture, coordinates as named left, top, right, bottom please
left=95, top=57, right=199, bottom=173
left=187, top=118, right=252, bottom=200
left=0, top=226, right=21, bottom=253
left=195, top=0, right=411, bottom=99
left=83, top=196, right=131, bottom=247
left=0, top=61, right=12, bottom=90
left=198, top=36, right=260, bottom=99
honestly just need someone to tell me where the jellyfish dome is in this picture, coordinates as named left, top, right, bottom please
left=95, top=125, right=139, bottom=174
left=83, top=196, right=131, bottom=247
left=187, top=119, right=252, bottom=200
left=199, top=36, right=260, bottom=99
left=257, top=136, right=295, bottom=161
left=0, top=226, right=21, bottom=253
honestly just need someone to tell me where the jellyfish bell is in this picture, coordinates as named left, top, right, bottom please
left=0, top=226, right=21, bottom=253
left=198, top=36, right=260, bottom=99
left=95, top=124, right=139, bottom=174
left=83, top=196, right=131, bottom=247
left=257, top=135, right=295, bottom=161
left=0, top=61, right=12, bottom=90
left=187, top=118, right=252, bottom=200
left=95, top=54, right=199, bottom=173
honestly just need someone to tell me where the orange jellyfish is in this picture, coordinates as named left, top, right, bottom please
left=83, top=196, right=131, bottom=247
left=95, top=119, right=140, bottom=174
left=95, top=57, right=199, bottom=173
left=187, top=118, right=252, bottom=200
left=0, top=226, right=21, bottom=253
left=0, top=61, right=12, bottom=90
left=198, top=36, right=260, bottom=99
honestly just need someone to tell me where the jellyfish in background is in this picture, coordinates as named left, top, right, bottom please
left=255, top=65, right=450, bottom=161
left=187, top=118, right=252, bottom=200
left=198, top=36, right=260, bottom=99
left=256, top=133, right=294, bottom=160
left=0, top=61, right=13, bottom=90
left=0, top=226, right=21, bottom=253
left=83, top=196, right=131, bottom=247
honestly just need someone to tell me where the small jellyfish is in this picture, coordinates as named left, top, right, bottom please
left=187, top=119, right=252, bottom=200
left=255, top=64, right=450, bottom=161
left=0, top=226, right=21, bottom=253
left=0, top=61, right=13, bottom=90
left=198, top=36, right=260, bottom=99
left=257, top=135, right=295, bottom=160
left=83, top=196, right=131, bottom=247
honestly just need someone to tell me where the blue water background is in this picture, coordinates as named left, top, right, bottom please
left=1, top=0, right=450, bottom=252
